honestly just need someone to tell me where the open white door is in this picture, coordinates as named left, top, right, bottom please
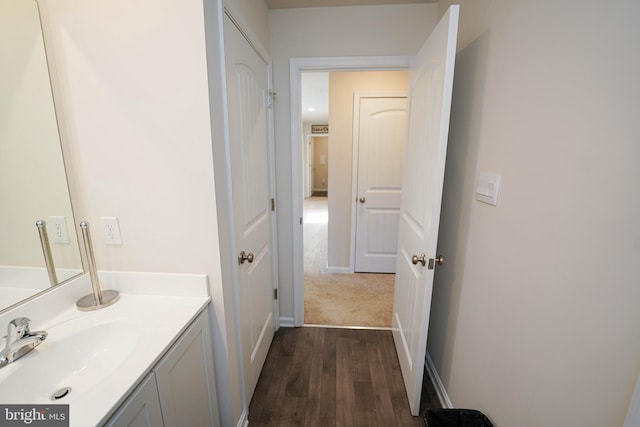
left=223, top=14, right=276, bottom=403
left=392, top=5, right=459, bottom=415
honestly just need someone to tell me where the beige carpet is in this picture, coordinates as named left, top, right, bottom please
left=303, top=197, right=394, bottom=328
left=304, top=271, right=394, bottom=327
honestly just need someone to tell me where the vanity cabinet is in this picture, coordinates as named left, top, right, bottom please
left=154, top=307, right=218, bottom=427
left=105, top=373, right=163, bottom=427
left=106, top=308, right=219, bottom=427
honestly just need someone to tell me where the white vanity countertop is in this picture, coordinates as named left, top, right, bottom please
left=0, top=271, right=210, bottom=427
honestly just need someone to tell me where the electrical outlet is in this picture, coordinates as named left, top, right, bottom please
left=101, top=217, right=123, bottom=245
left=49, top=216, right=69, bottom=244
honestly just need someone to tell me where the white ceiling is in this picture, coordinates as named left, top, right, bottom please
left=266, top=0, right=436, bottom=9
left=301, top=72, right=329, bottom=124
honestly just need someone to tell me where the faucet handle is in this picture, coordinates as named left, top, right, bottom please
left=10, top=317, right=30, bottom=326
left=7, top=318, right=31, bottom=340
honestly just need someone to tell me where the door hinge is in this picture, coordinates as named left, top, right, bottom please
left=267, top=90, right=276, bottom=109
left=273, top=288, right=278, bottom=300
left=271, top=198, right=275, bottom=211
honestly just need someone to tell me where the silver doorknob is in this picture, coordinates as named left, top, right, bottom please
left=411, top=254, right=426, bottom=266
left=427, top=255, right=445, bottom=270
left=359, top=197, right=366, bottom=203
left=238, top=251, right=254, bottom=264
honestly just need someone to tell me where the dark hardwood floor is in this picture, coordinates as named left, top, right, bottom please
left=248, top=327, right=441, bottom=426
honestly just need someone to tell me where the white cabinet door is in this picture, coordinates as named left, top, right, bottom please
left=154, top=310, right=219, bottom=427
left=105, top=373, right=164, bottom=427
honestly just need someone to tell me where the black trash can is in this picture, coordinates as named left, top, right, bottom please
left=424, top=408, right=494, bottom=427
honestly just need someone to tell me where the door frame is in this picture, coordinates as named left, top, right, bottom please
left=290, top=56, right=410, bottom=326
left=350, top=91, right=407, bottom=273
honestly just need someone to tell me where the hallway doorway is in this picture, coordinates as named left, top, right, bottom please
left=293, top=61, right=410, bottom=327
left=300, top=69, right=407, bottom=328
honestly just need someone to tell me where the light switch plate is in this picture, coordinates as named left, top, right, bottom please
left=476, top=172, right=501, bottom=206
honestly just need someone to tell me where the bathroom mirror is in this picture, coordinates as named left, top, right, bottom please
left=0, top=0, right=83, bottom=312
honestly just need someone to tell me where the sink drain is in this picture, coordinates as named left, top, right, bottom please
left=51, top=387, right=72, bottom=400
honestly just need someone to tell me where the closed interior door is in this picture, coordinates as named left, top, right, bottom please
left=223, top=13, right=276, bottom=403
left=354, top=96, right=407, bottom=273
left=392, top=5, right=459, bottom=415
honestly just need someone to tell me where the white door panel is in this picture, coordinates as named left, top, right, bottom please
left=392, top=5, right=459, bottom=415
left=355, top=96, right=407, bottom=273
left=223, top=14, right=275, bottom=403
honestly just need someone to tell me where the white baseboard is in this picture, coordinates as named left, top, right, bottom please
left=237, top=408, right=249, bottom=427
left=425, top=352, right=453, bottom=408
left=325, top=265, right=351, bottom=274
left=279, top=316, right=295, bottom=327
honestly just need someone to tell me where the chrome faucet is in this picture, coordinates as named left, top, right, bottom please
left=0, top=317, right=47, bottom=368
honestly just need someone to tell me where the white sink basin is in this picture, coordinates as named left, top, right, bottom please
left=0, top=319, right=139, bottom=404
left=0, top=272, right=210, bottom=427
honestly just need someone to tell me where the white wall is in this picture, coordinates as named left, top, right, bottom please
left=37, top=0, right=249, bottom=424
left=269, top=3, right=438, bottom=319
left=223, top=0, right=269, bottom=47
left=429, top=1, right=640, bottom=426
